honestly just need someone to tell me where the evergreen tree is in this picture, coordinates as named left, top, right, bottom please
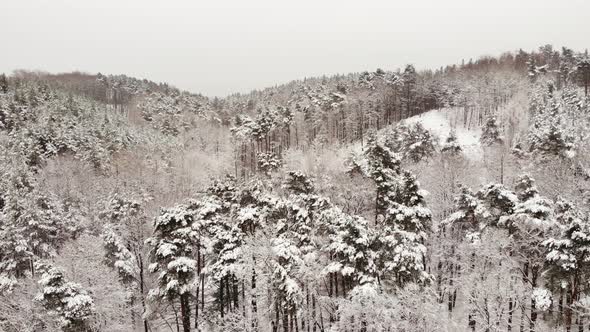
left=0, top=74, right=8, bottom=94
left=543, top=202, right=589, bottom=331
left=401, top=65, right=417, bottom=117
left=576, top=55, right=590, bottom=96
left=257, top=152, right=282, bottom=176
left=528, top=118, right=576, bottom=159
left=527, top=94, right=576, bottom=159
left=441, top=130, right=462, bottom=156
left=102, top=225, right=138, bottom=286
left=475, top=182, right=518, bottom=226
left=146, top=202, right=199, bottom=332
left=98, top=192, right=151, bottom=332
left=35, top=263, right=95, bottom=332
left=353, top=134, right=432, bottom=286
left=385, top=122, right=436, bottom=163
left=284, top=170, right=314, bottom=195
left=498, top=175, right=554, bottom=331
left=282, top=171, right=331, bottom=251
left=0, top=165, right=75, bottom=287
left=480, top=115, right=504, bottom=146
left=362, top=133, right=402, bottom=218
left=322, top=207, right=377, bottom=285
left=377, top=170, right=432, bottom=286
left=442, top=185, right=486, bottom=240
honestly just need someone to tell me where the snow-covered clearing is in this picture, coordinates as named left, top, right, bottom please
left=403, top=108, right=483, bottom=160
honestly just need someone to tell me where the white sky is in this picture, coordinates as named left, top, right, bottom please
left=1, top=0, right=589, bottom=96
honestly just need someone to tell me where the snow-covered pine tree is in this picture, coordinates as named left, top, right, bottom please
left=353, top=133, right=433, bottom=286
left=377, top=170, right=432, bottom=286
left=529, top=121, right=576, bottom=159
left=498, top=174, right=554, bottom=330
left=35, top=263, right=95, bottom=332
left=207, top=208, right=245, bottom=320
left=511, top=140, right=528, bottom=159
left=498, top=174, right=553, bottom=234
left=402, top=65, right=418, bottom=117
left=362, top=133, right=402, bottom=218
left=0, top=164, right=75, bottom=289
left=0, top=74, right=8, bottom=94
left=257, top=151, right=282, bottom=176
left=475, top=182, right=518, bottom=227
left=321, top=207, right=377, bottom=287
left=98, top=192, right=152, bottom=332
left=145, top=202, right=199, bottom=332
left=543, top=200, right=589, bottom=331
left=385, top=122, right=436, bottom=163
left=102, top=225, right=138, bottom=287
left=441, top=130, right=462, bottom=156
left=207, top=174, right=239, bottom=207
left=527, top=92, right=576, bottom=159
left=272, top=171, right=338, bottom=330
left=269, top=236, right=303, bottom=332
left=281, top=171, right=331, bottom=251
left=442, top=185, right=486, bottom=241
left=480, top=115, right=504, bottom=146
left=234, top=180, right=269, bottom=234
left=576, top=55, right=590, bottom=96
left=284, top=170, right=314, bottom=195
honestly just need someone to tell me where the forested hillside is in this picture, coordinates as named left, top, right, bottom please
left=1, top=45, right=590, bottom=332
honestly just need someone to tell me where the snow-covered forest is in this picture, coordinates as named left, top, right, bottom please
left=1, top=45, right=590, bottom=332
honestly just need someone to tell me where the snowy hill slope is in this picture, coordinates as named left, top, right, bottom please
left=402, top=108, right=483, bottom=160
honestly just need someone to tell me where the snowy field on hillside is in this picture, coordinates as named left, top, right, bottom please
left=402, top=108, right=483, bottom=160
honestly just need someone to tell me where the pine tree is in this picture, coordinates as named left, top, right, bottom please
left=377, top=170, right=432, bottom=286
left=527, top=95, right=576, bottom=159
left=442, top=185, right=486, bottom=240
left=353, top=133, right=432, bottom=286
left=322, top=207, right=377, bottom=286
left=98, top=192, right=151, bottom=332
left=480, top=115, right=504, bottom=146
left=257, top=152, right=282, bottom=176
left=146, top=202, right=199, bottom=332
left=543, top=201, right=589, bottom=331
left=498, top=175, right=554, bottom=331
left=401, top=65, right=417, bottom=118
left=441, top=130, right=462, bottom=156
left=35, top=263, right=95, bottom=332
left=0, top=74, right=8, bottom=94
left=284, top=170, right=315, bottom=195
left=385, top=122, right=436, bottom=163
left=0, top=166, right=75, bottom=287
left=102, top=225, right=138, bottom=286
left=576, top=55, right=590, bottom=96
left=362, top=133, right=402, bottom=218
left=281, top=171, right=332, bottom=252
left=476, top=183, right=518, bottom=226
left=270, top=236, right=303, bottom=331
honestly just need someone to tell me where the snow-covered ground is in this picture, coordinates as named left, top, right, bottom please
left=403, top=108, right=483, bottom=160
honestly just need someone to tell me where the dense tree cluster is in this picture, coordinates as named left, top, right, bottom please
left=1, top=45, right=590, bottom=332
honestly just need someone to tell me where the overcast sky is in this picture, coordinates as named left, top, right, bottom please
left=1, top=0, right=589, bottom=96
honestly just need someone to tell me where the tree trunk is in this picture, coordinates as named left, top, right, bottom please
left=565, top=277, right=575, bottom=332
left=252, top=266, right=258, bottom=331
left=195, top=250, right=201, bottom=329
left=312, top=294, right=317, bottom=332
left=226, top=275, right=233, bottom=312
left=139, top=253, right=149, bottom=332
left=233, top=275, right=239, bottom=310
left=180, top=293, right=191, bottom=332
left=283, top=304, right=289, bottom=332
left=508, top=297, right=513, bottom=332
left=530, top=266, right=539, bottom=332
left=220, top=277, right=225, bottom=318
